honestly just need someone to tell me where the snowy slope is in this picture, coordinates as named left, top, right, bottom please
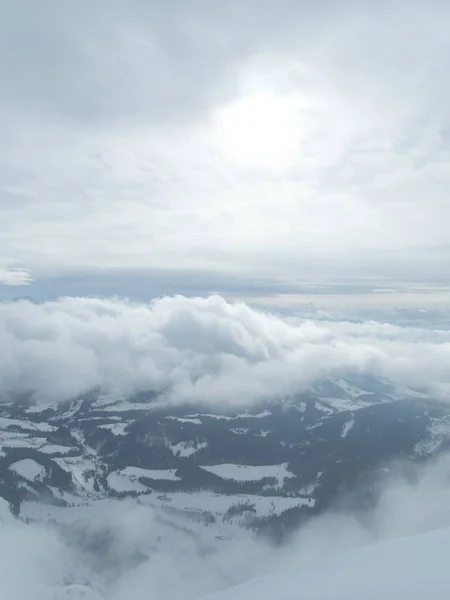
left=0, top=376, right=450, bottom=546
left=10, top=459, right=46, bottom=481
left=203, top=527, right=450, bottom=600
left=200, top=464, right=295, bottom=486
left=0, top=378, right=449, bottom=600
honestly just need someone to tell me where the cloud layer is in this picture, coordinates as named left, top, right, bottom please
left=2, top=1, right=450, bottom=291
left=2, top=294, right=450, bottom=405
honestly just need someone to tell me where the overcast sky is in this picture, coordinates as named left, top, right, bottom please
left=2, top=1, right=450, bottom=306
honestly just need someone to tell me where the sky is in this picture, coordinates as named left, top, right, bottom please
left=2, top=1, right=450, bottom=308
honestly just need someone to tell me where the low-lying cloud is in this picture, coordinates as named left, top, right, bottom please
left=3, top=453, right=450, bottom=599
left=1, top=294, right=450, bottom=406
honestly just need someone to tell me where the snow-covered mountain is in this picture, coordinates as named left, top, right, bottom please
left=201, top=524, right=450, bottom=600
left=1, top=376, right=450, bottom=597
left=1, top=376, right=450, bottom=538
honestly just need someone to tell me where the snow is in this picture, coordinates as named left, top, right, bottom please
left=107, top=467, right=181, bottom=493
left=186, top=411, right=271, bottom=420
left=25, top=404, right=56, bottom=414
left=79, top=416, right=121, bottom=421
left=99, top=402, right=151, bottom=412
left=120, top=466, right=181, bottom=481
left=0, top=416, right=57, bottom=432
left=19, top=495, right=245, bottom=548
left=54, top=456, right=100, bottom=496
left=0, top=435, right=46, bottom=449
left=0, top=498, right=13, bottom=523
left=318, top=396, right=374, bottom=412
left=334, top=378, right=373, bottom=399
left=98, top=422, right=129, bottom=436
left=235, top=410, right=271, bottom=419
left=166, top=417, right=202, bottom=425
left=415, top=437, right=442, bottom=457
left=306, top=421, right=323, bottom=431
left=59, top=400, right=83, bottom=419
left=200, top=463, right=296, bottom=487
left=187, top=413, right=233, bottom=420
left=314, top=402, right=335, bottom=416
left=140, top=491, right=314, bottom=517
left=341, top=417, right=355, bottom=438
left=20, top=498, right=118, bottom=524
left=298, top=481, right=320, bottom=495
left=170, top=440, right=208, bottom=457
left=202, top=526, right=450, bottom=600
left=107, top=472, right=148, bottom=493
left=0, top=430, right=31, bottom=442
left=10, top=459, right=46, bottom=481
left=29, top=421, right=57, bottom=432
left=414, top=416, right=450, bottom=456
left=39, top=444, right=74, bottom=455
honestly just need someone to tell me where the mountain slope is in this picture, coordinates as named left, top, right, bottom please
left=202, top=525, right=450, bottom=600
left=1, top=376, right=450, bottom=542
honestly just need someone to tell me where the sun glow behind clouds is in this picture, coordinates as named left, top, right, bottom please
left=212, top=93, right=306, bottom=168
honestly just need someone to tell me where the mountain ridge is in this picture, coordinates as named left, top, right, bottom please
left=0, top=375, right=449, bottom=542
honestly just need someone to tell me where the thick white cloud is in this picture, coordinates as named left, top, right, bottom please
left=1, top=294, right=450, bottom=405
left=2, top=1, right=450, bottom=289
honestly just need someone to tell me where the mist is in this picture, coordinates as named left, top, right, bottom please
left=0, top=452, right=448, bottom=599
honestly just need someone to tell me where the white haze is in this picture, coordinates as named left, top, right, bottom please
left=1, top=294, right=450, bottom=405
left=1, top=453, right=450, bottom=598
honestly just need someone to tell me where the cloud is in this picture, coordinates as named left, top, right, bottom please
left=0, top=267, right=32, bottom=286
left=0, top=496, right=276, bottom=599
left=285, top=453, right=450, bottom=567
left=2, top=1, right=450, bottom=289
left=0, top=503, right=73, bottom=600
left=1, top=294, right=450, bottom=405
